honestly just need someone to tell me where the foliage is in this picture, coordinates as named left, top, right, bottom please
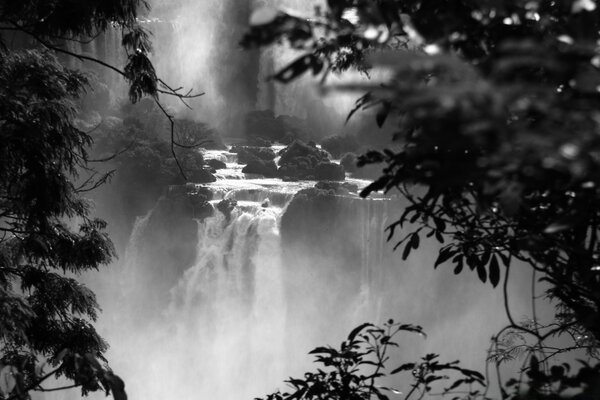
left=242, top=0, right=600, bottom=357
left=0, top=0, right=180, bottom=398
left=261, top=322, right=600, bottom=400
left=0, top=48, right=126, bottom=399
left=257, top=321, right=487, bottom=400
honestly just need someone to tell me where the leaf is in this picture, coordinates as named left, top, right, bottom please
left=272, top=55, right=314, bottom=83
left=498, top=252, right=510, bottom=267
left=308, top=347, right=336, bottom=355
left=453, top=260, right=463, bottom=274
left=0, top=366, right=17, bottom=397
left=410, top=232, right=420, bottom=249
left=250, top=7, right=279, bottom=26
left=397, top=324, right=426, bottom=337
left=476, top=262, right=487, bottom=283
left=445, top=379, right=466, bottom=392
left=434, top=247, right=455, bottom=268
left=543, top=222, right=571, bottom=234
left=360, top=176, right=390, bottom=197
left=347, top=323, right=373, bottom=342
left=489, top=255, right=500, bottom=288
left=390, top=363, right=415, bottom=374
left=402, top=240, right=412, bottom=260
left=376, top=101, right=391, bottom=127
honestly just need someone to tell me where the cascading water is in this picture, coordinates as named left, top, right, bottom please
left=88, top=145, right=531, bottom=400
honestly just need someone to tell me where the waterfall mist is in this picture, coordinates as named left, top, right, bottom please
left=70, top=2, right=537, bottom=400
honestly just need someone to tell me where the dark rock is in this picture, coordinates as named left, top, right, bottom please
left=314, top=162, right=345, bottom=181
left=277, top=140, right=330, bottom=180
left=217, top=198, right=237, bottom=221
left=280, top=132, right=296, bottom=145
left=315, top=181, right=358, bottom=195
left=278, top=140, right=329, bottom=167
left=242, top=159, right=278, bottom=177
left=194, top=186, right=214, bottom=202
left=206, top=159, right=227, bottom=170
left=187, top=168, right=216, bottom=184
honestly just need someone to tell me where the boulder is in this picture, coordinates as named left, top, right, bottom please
left=187, top=168, right=216, bottom=184
left=206, top=159, right=227, bottom=170
left=194, top=186, right=214, bottom=202
left=217, top=198, right=237, bottom=221
left=315, top=181, right=358, bottom=195
left=314, top=162, right=345, bottom=181
left=242, top=159, right=278, bottom=177
left=278, top=140, right=328, bottom=167
left=277, top=140, right=331, bottom=180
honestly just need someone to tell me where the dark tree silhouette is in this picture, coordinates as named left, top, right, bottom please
left=0, top=1, right=199, bottom=398
left=243, top=0, right=600, bottom=397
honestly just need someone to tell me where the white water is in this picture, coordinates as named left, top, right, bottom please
left=87, top=146, right=532, bottom=400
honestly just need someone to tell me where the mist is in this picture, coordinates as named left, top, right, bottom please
left=66, top=2, right=540, bottom=400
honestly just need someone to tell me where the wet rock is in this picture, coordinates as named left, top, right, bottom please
left=217, top=198, right=237, bottom=221
left=276, top=140, right=330, bottom=180
left=194, top=186, right=214, bottom=202
left=187, top=167, right=216, bottom=184
left=278, top=140, right=329, bottom=166
left=206, top=159, right=227, bottom=170
left=315, top=181, right=358, bottom=195
left=314, top=162, right=345, bottom=181
left=242, top=159, right=278, bottom=178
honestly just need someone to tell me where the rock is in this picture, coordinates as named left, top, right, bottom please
left=314, top=162, right=345, bottom=181
left=321, top=134, right=360, bottom=158
left=187, top=168, right=216, bottom=184
left=261, top=199, right=270, bottom=208
left=278, top=140, right=328, bottom=167
left=206, top=159, right=227, bottom=170
left=315, top=181, right=358, bottom=195
left=242, top=159, right=278, bottom=177
left=217, top=198, right=237, bottom=221
left=194, top=186, right=214, bottom=202
left=340, top=153, right=358, bottom=173
left=280, top=132, right=296, bottom=145
left=277, top=140, right=330, bottom=180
